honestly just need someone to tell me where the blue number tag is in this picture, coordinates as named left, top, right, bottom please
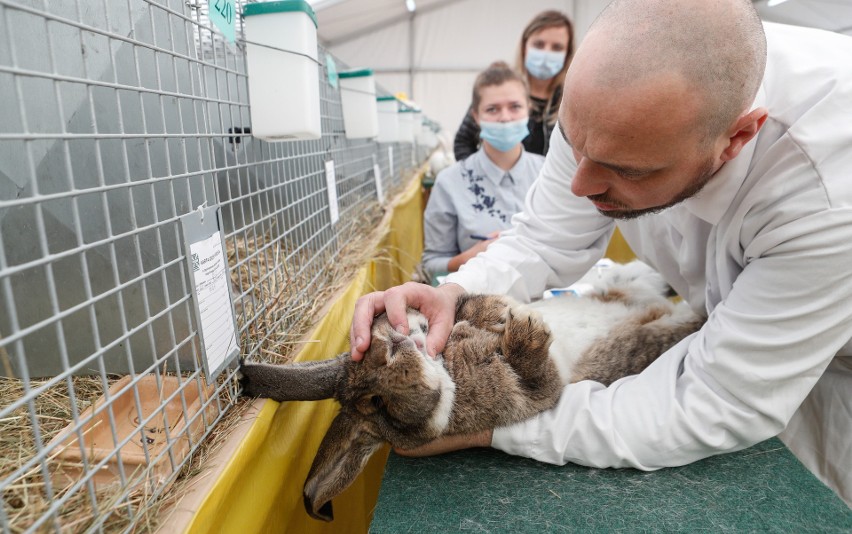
left=209, top=0, right=236, bottom=43
left=326, top=54, right=339, bottom=88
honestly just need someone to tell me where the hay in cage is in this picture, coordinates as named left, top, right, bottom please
left=224, top=183, right=408, bottom=366
left=0, top=369, right=232, bottom=532
left=1, top=169, right=419, bottom=532
left=222, top=164, right=421, bottom=347
left=0, top=376, right=142, bottom=532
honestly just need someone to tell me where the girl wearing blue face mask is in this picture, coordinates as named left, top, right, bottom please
left=453, top=11, right=574, bottom=160
left=421, top=62, right=546, bottom=279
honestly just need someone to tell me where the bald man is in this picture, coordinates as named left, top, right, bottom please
left=349, top=0, right=852, bottom=503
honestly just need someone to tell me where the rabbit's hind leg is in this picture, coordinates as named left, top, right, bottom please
left=570, top=304, right=703, bottom=386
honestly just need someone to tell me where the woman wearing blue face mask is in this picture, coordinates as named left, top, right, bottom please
left=453, top=11, right=574, bottom=160
left=421, top=62, right=545, bottom=279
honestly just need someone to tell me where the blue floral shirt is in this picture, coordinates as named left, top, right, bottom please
left=421, top=148, right=544, bottom=275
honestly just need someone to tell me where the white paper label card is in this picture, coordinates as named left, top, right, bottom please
left=325, top=160, right=340, bottom=224
left=181, top=206, right=240, bottom=384
left=373, top=161, right=384, bottom=202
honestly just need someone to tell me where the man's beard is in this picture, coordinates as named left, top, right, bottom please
left=588, top=158, right=717, bottom=220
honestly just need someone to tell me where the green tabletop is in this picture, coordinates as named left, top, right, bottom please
left=370, top=438, right=851, bottom=533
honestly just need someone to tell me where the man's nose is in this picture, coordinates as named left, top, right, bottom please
left=570, top=158, right=610, bottom=197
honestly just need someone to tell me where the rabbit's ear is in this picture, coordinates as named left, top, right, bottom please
left=239, top=354, right=348, bottom=402
left=303, top=412, right=383, bottom=522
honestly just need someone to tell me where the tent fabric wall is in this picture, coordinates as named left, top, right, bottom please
left=322, top=0, right=852, bottom=142
left=326, top=0, right=615, bottom=141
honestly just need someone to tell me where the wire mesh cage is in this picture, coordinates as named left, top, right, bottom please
left=0, top=0, right=439, bottom=531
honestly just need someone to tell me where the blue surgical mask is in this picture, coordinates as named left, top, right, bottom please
left=525, top=47, right=565, bottom=80
left=479, top=118, right=530, bottom=152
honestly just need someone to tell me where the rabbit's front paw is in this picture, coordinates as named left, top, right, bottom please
left=448, top=320, right=476, bottom=342
left=503, top=306, right=551, bottom=360
left=457, top=295, right=510, bottom=333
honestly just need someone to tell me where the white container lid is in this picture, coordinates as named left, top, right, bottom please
left=242, top=0, right=318, bottom=26
left=339, top=68, right=374, bottom=79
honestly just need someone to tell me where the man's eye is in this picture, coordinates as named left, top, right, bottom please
left=615, top=170, right=647, bottom=181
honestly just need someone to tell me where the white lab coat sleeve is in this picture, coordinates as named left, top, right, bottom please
left=445, top=128, right=614, bottom=302
left=493, top=208, right=852, bottom=469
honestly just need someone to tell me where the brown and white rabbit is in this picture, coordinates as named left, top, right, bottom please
left=239, top=261, right=704, bottom=521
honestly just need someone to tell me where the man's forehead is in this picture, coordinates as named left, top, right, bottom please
left=556, top=104, right=683, bottom=175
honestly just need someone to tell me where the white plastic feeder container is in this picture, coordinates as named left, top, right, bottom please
left=243, top=0, right=321, bottom=141
left=418, top=125, right=432, bottom=147
left=423, top=128, right=438, bottom=148
left=376, top=96, right=400, bottom=143
left=411, top=109, right=424, bottom=144
left=398, top=108, right=416, bottom=143
left=339, top=69, right=379, bottom=139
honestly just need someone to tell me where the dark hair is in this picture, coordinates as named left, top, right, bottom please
left=516, top=10, right=575, bottom=94
left=470, top=61, right=529, bottom=113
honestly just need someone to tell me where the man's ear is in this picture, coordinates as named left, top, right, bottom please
left=719, top=107, right=768, bottom=162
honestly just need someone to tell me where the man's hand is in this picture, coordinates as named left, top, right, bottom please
left=394, top=429, right=494, bottom=457
left=349, top=282, right=467, bottom=361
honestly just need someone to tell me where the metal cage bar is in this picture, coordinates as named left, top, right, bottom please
left=0, top=0, right=439, bottom=531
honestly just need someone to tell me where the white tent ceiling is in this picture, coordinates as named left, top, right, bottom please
left=312, top=0, right=458, bottom=47
left=306, top=0, right=852, bottom=141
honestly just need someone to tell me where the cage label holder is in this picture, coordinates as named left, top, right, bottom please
left=325, top=160, right=340, bottom=224
left=181, top=206, right=240, bottom=384
left=372, top=154, right=384, bottom=203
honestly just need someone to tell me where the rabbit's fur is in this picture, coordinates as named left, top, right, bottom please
left=239, top=261, right=705, bottom=521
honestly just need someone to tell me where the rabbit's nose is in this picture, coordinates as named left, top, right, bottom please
left=390, top=330, right=414, bottom=350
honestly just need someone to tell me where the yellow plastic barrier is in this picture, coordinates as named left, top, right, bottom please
left=184, top=269, right=387, bottom=534
left=605, top=227, right=635, bottom=263
left=183, top=175, right=425, bottom=534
